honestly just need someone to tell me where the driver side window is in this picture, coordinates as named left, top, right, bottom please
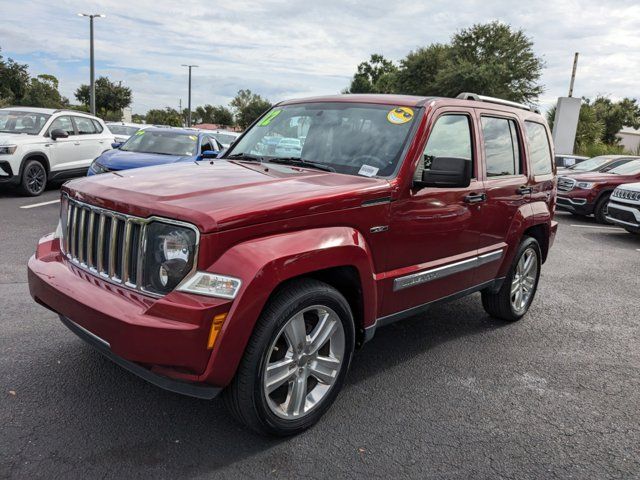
left=415, top=114, right=473, bottom=181
left=48, top=116, right=75, bottom=136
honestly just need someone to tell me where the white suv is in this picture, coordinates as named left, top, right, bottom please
left=0, top=107, right=114, bottom=196
left=607, top=182, right=640, bottom=234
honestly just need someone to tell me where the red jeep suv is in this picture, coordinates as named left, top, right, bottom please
left=29, top=93, right=558, bottom=435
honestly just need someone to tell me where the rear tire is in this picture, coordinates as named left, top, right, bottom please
left=20, top=159, right=47, bottom=196
left=482, top=236, right=541, bottom=322
left=594, top=194, right=611, bottom=224
left=223, top=279, right=355, bottom=436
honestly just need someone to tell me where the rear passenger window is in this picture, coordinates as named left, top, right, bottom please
left=416, top=114, right=473, bottom=180
left=525, top=122, right=553, bottom=175
left=74, top=116, right=97, bottom=135
left=481, top=117, right=521, bottom=177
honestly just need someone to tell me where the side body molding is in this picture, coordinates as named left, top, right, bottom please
left=198, top=227, right=377, bottom=386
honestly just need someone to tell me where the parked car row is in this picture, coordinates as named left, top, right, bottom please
left=556, top=157, right=640, bottom=232
left=0, top=106, right=241, bottom=195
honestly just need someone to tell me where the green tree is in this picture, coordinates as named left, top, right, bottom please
left=131, top=113, right=145, bottom=123
left=75, top=76, right=132, bottom=120
left=0, top=49, right=30, bottom=105
left=346, top=54, right=398, bottom=94
left=230, top=89, right=272, bottom=129
left=394, top=44, right=450, bottom=96
left=144, top=107, right=183, bottom=127
left=21, top=74, right=68, bottom=108
left=589, top=97, right=640, bottom=145
left=434, top=22, right=544, bottom=103
left=195, top=104, right=234, bottom=127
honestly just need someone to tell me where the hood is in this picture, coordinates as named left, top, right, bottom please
left=560, top=172, right=620, bottom=183
left=617, top=181, right=640, bottom=192
left=97, top=149, right=193, bottom=170
left=0, top=133, right=40, bottom=145
left=63, top=160, right=390, bottom=233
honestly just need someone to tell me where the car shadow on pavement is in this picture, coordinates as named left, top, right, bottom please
left=25, top=294, right=507, bottom=476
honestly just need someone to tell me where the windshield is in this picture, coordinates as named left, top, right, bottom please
left=120, top=130, right=198, bottom=156
left=0, top=110, right=50, bottom=135
left=210, top=132, right=238, bottom=145
left=569, top=156, right=613, bottom=171
left=609, top=159, right=640, bottom=175
left=108, top=125, right=140, bottom=136
left=226, top=102, right=418, bottom=177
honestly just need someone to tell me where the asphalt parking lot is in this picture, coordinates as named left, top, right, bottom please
left=1, top=187, right=639, bottom=479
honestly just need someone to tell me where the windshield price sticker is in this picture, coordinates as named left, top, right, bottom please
left=387, top=107, right=414, bottom=124
left=358, top=164, right=379, bottom=177
left=135, top=130, right=145, bottom=135
left=258, top=109, right=282, bottom=127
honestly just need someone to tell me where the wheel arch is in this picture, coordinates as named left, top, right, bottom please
left=198, top=227, right=377, bottom=386
left=20, top=151, right=51, bottom=176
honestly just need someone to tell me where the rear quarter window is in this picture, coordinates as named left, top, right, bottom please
left=525, top=121, right=553, bottom=175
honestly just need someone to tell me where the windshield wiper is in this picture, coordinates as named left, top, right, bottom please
left=226, top=152, right=263, bottom=163
left=268, top=157, right=335, bottom=172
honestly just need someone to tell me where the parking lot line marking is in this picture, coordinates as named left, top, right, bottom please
left=20, top=199, right=60, bottom=209
left=569, top=224, right=621, bottom=231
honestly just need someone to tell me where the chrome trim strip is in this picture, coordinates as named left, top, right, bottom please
left=78, top=208, right=86, bottom=265
left=606, top=216, right=639, bottom=228
left=70, top=204, right=78, bottom=258
left=122, top=220, right=132, bottom=284
left=108, top=216, right=119, bottom=280
left=96, top=213, right=106, bottom=273
left=362, top=197, right=391, bottom=207
left=393, top=249, right=504, bottom=291
left=86, top=210, right=95, bottom=269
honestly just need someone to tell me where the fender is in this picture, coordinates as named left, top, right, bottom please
left=20, top=150, right=51, bottom=176
left=198, top=226, right=377, bottom=386
left=496, top=202, right=543, bottom=277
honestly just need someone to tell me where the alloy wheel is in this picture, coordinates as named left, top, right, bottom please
left=26, top=164, right=45, bottom=194
left=510, top=247, right=538, bottom=314
left=262, top=305, right=345, bottom=419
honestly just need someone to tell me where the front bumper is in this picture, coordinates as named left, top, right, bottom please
left=0, top=160, right=20, bottom=185
left=607, top=201, right=640, bottom=232
left=556, top=194, right=594, bottom=215
left=28, top=235, right=232, bottom=396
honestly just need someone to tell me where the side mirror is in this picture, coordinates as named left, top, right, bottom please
left=200, top=150, right=220, bottom=159
left=415, top=157, right=472, bottom=189
left=50, top=129, right=69, bottom=140
left=111, top=142, right=123, bottom=149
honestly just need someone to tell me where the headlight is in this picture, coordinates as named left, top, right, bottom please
left=178, top=272, right=242, bottom=299
left=576, top=181, right=595, bottom=189
left=0, top=145, right=17, bottom=155
left=142, top=222, right=197, bottom=295
left=90, top=160, right=109, bottom=174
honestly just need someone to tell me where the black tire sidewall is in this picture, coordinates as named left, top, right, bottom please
left=594, top=194, right=611, bottom=224
left=506, top=237, right=542, bottom=318
left=247, top=282, right=355, bottom=435
left=21, top=160, right=47, bottom=196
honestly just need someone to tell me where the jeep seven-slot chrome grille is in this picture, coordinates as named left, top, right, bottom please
left=62, top=197, right=145, bottom=288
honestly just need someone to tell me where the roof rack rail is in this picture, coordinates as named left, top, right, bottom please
left=456, top=92, right=540, bottom=113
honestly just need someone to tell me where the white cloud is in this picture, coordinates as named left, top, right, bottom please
left=1, top=0, right=638, bottom=113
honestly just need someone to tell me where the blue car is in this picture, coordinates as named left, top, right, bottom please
left=88, top=127, right=222, bottom=175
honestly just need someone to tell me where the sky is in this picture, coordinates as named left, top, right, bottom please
left=1, top=0, right=638, bottom=114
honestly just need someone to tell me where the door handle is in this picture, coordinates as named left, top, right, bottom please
left=464, top=193, right=487, bottom=204
left=517, top=185, right=533, bottom=195
left=74, top=142, right=81, bottom=146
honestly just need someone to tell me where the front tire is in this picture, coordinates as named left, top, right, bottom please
left=482, top=236, right=541, bottom=322
left=223, top=279, right=355, bottom=436
left=20, top=159, right=47, bottom=196
left=594, top=194, right=611, bottom=224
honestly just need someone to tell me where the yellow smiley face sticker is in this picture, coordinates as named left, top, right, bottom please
left=387, top=107, right=414, bottom=125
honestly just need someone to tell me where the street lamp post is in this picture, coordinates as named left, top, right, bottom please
left=78, top=13, right=105, bottom=116
left=181, top=64, right=198, bottom=127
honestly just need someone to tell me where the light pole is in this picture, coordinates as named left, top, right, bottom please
left=78, top=13, right=105, bottom=116
left=181, top=64, right=198, bottom=127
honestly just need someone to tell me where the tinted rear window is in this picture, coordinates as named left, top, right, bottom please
left=525, top=122, right=553, bottom=175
